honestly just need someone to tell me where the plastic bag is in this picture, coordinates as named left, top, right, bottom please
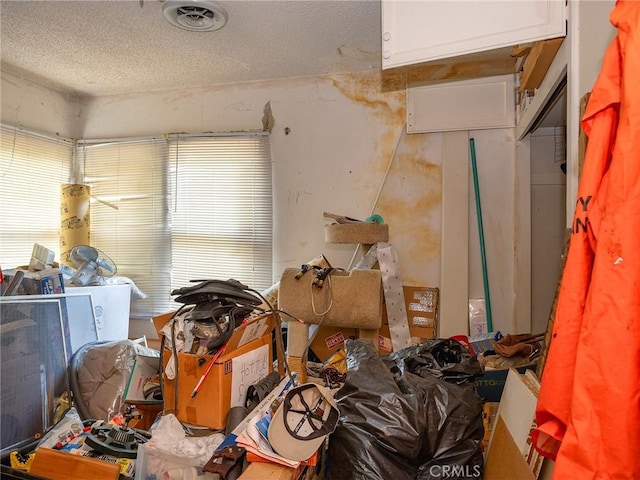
left=136, top=414, right=224, bottom=480
left=71, top=340, right=138, bottom=421
left=328, top=339, right=484, bottom=480
left=389, top=338, right=484, bottom=385
left=36, top=407, right=84, bottom=450
left=468, top=299, right=487, bottom=335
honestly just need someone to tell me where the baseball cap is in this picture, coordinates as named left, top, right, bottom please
left=267, top=383, right=340, bottom=461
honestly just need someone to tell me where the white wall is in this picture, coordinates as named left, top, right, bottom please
left=576, top=0, right=616, bottom=98
left=530, top=128, right=566, bottom=335
left=2, top=69, right=521, bottom=338
left=566, top=0, right=616, bottom=221
left=76, top=72, right=446, bottom=290
left=1, top=72, right=82, bottom=138
left=467, top=128, right=517, bottom=336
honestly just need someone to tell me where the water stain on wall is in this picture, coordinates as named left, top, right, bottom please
left=377, top=148, right=442, bottom=259
left=329, top=71, right=405, bottom=180
left=330, top=71, right=405, bottom=120
left=328, top=70, right=447, bottom=286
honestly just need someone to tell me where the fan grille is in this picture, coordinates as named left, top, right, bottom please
left=163, top=1, right=228, bottom=32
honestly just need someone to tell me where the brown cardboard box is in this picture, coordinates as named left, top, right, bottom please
left=153, top=312, right=276, bottom=430
left=404, top=286, right=438, bottom=331
left=484, top=417, right=535, bottom=480
left=378, top=286, right=439, bottom=354
left=238, top=462, right=302, bottom=480
left=309, top=326, right=357, bottom=362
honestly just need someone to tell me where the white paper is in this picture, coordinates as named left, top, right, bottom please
left=236, top=414, right=299, bottom=468
left=238, top=316, right=270, bottom=347
left=230, top=344, right=269, bottom=407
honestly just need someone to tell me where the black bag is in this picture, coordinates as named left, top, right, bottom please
left=327, top=339, right=485, bottom=480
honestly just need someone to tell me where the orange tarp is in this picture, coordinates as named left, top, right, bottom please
left=534, top=1, right=640, bottom=478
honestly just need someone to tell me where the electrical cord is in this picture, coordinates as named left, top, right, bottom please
left=310, top=273, right=333, bottom=316
left=246, top=289, right=298, bottom=387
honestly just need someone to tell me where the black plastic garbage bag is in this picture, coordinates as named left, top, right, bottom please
left=327, top=339, right=484, bottom=480
left=390, top=338, right=485, bottom=386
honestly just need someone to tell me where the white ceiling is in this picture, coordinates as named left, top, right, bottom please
left=1, top=0, right=382, bottom=98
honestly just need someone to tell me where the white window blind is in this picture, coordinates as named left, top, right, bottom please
left=82, top=133, right=273, bottom=318
left=79, top=139, right=171, bottom=318
left=0, top=125, right=73, bottom=268
left=168, top=134, right=273, bottom=302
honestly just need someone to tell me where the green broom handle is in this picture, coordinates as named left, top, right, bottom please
left=470, top=138, right=494, bottom=332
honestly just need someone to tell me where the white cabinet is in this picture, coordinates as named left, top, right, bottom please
left=407, top=74, right=516, bottom=133
left=382, top=0, right=566, bottom=69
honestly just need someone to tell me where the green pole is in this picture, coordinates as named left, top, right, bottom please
left=469, top=138, right=493, bottom=332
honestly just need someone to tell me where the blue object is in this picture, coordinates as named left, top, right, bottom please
left=365, top=214, right=384, bottom=224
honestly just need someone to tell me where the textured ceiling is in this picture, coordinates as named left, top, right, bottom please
left=1, top=0, right=382, bottom=98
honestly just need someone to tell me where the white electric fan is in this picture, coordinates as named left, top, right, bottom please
left=68, top=245, right=117, bottom=286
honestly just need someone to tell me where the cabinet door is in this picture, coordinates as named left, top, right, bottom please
left=382, top=0, right=566, bottom=69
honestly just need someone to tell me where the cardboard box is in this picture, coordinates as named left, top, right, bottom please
left=484, top=417, right=535, bottom=480
left=475, top=364, right=537, bottom=402
left=309, top=326, right=357, bottom=363
left=238, top=462, right=301, bottom=480
left=484, top=369, right=549, bottom=479
left=469, top=331, right=503, bottom=354
left=378, top=286, right=439, bottom=354
left=404, top=286, right=438, bottom=330
left=153, top=312, right=276, bottom=430
left=2, top=268, right=65, bottom=295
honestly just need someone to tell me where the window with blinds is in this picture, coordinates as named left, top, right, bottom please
left=168, top=135, right=273, bottom=301
left=0, top=125, right=73, bottom=268
left=79, top=138, right=171, bottom=318
left=81, top=133, right=273, bottom=318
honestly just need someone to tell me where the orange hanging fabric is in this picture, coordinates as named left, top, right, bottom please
left=533, top=1, right=640, bottom=477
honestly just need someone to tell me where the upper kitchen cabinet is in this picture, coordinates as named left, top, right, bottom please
left=381, top=0, right=566, bottom=69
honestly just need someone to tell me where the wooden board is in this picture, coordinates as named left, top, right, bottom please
left=486, top=369, right=549, bottom=478
left=29, top=448, right=120, bottom=480
left=579, top=92, right=591, bottom=179
left=519, top=38, right=564, bottom=92
left=537, top=228, right=571, bottom=379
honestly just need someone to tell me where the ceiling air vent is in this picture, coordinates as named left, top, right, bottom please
left=162, top=0, right=228, bottom=32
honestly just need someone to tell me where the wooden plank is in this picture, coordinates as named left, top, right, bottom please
left=439, top=131, right=469, bottom=337
left=512, top=43, right=534, bottom=59
left=519, top=38, right=564, bottom=92
left=29, top=448, right=120, bottom=480
left=537, top=228, right=571, bottom=379
left=578, top=92, right=591, bottom=179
